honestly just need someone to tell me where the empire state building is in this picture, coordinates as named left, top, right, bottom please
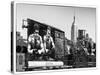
left=71, top=16, right=77, bottom=43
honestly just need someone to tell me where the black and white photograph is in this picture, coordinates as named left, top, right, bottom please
left=11, top=1, right=96, bottom=73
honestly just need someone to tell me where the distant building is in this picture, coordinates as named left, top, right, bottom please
left=71, top=16, right=78, bottom=43
left=16, top=31, right=27, bottom=47
left=77, top=29, right=86, bottom=40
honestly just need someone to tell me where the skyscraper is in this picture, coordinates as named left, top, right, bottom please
left=71, top=15, right=77, bottom=43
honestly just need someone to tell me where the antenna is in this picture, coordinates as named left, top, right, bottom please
left=74, top=8, right=76, bottom=23
left=72, top=8, right=76, bottom=25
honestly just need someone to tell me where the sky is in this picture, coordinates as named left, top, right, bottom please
left=16, top=3, right=96, bottom=42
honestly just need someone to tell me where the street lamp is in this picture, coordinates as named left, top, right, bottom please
left=22, top=19, right=28, bottom=28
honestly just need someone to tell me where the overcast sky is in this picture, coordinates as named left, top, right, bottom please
left=16, top=3, right=96, bottom=42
